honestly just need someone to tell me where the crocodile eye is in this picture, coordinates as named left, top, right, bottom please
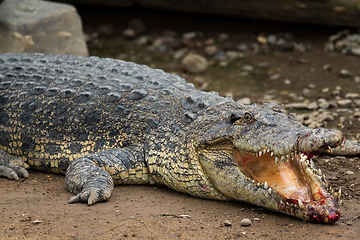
left=244, top=112, right=253, bottom=122
left=230, top=112, right=255, bottom=125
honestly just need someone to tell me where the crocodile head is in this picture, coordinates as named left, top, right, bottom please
left=193, top=102, right=342, bottom=223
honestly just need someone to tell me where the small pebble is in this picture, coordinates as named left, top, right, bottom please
left=337, top=99, right=352, bottom=108
left=224, top=220, right=232, bottom=226
left=257, top=35, right=267, bottom=44
left=340, top=69, right=352, bottom=78
left=345, top=171, right=354, bottom=175
left=242, top=64, right=254, bottom=72
left=355, top=76, right=360, bottom=83
left=237, top=97, right=251, bottom=105
left=284, top=79, right=291, bottom=85
left=323, top=64, right=332, bottom=71
left=240, top=218, right=252, bottom=226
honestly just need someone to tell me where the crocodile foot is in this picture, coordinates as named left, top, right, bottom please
left=68, top=183, right=112, bottom=205
left=0, top=149, right=29, bottom=180
left=65, top=157, right=114, bottom=205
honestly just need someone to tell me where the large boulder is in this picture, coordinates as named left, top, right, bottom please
left=0, top=0, right=88, bottom=56
left=51, top=0, right=360, bottom=28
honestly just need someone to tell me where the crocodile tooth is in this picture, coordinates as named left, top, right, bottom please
left=324, top=209, right=329, bottom=218
left=259, top=151, right=262, bottom=156
left=267, top=149, right=270, bottom=153
left=298, top=199, right=305, bottom=210
left=286, top=155, right=290, bottom=162
left=286, top=202, right=290, bottom=207
left=264, top=181, right=268, bottom=189
left=318, top=169, right=322, bottom=176
left=334, top=192, right=338, bottom=200
left=338, top=189, right=342, bottom=200
left=270, top=151, right=274, bottom=156
left=263, top=149, right=267, bottom=154
left=257, top=182, right=260, bottom=187
left=280, top=155, right=285, bottom=163
left=268, top=187, right=272, bottom=194
left=275, top=156, right=279, bottom=164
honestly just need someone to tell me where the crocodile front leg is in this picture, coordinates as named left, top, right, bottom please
left=65, top=144, right=151, bottom=205
left=0, top=149, right=29, bottom=180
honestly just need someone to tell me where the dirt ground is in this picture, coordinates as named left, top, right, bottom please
left=1, top=6, right=360, bottom=239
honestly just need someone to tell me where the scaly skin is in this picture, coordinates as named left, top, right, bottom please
left=0, top=53, right=359, bottom=223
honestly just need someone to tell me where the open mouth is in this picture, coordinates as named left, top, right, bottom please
left=235, top=149, right=341, bottom=223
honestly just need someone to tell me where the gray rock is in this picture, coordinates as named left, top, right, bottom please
left=224, top=220, right=232, bottom=226
left=237, top=43, right=249, bottom=52
left=302, top=88, right=312, bottom=97
left=237, top=97, right=251, bottom=105
left=355, top=76, right=360, bottom=83
left=205, top=45, right=218, bottom=56
left=258, top=62, right=268, bottom=68
left=181, top=53, right=207, bottom=73
left=213, top=50, right=226, bottom=61
left=318, top=98, right=329, bottom=109
left=345, top=93, right=360, bottom=99
left=317, top=112, right=334, bottom=122
left=240, top=218, right=252, bottom=227
left=294, top=42, right=306, bottom=52
left=225, top=50, right=243, bottom=61
left=308, top=121, right=322, bottom=129
left=307, top=102, right=318, bottom=110
left=276, top=38, right=286, bottom=46
left=267, top=34, right=277, bottom=45
left=321, top=88, right=329, bottom=93
left=284, top=79, right=291, bottom=85
left=324, top=42, right=335, bottom=52
left=123, top=29, right=136, bottom=38
left=351, top=47, right=360, bottom=56
left=219, top=33, right=229, bottom=42
left=241, top=64, right=254, bottom=72
left=355, top=100, right=360, bottom=107
left=0, top=0, right=88, bottom=56
left=354, top=111, right=360, bottom=118
left=340, top=69, right=352, bottom=78
left=183, top=32, right=197, bottom=40
left=308, top=83, right=316, bottom=89
left=337, top=99, right=352, bottom=108
left=173, top=48, right=188, bottom=59
left=269, top=73, right=280, bottom=80
left=257, top=35, right=267, bottom=44
left=323, top=64, right=332, bottom=72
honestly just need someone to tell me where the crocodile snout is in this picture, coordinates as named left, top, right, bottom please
left=297, top=128, right=344, bottom=155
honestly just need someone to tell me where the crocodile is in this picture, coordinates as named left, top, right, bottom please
left=1, top=53, right=359, bottom=223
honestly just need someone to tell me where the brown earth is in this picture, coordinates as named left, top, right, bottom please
left=1, top=6, right=360, bottom=239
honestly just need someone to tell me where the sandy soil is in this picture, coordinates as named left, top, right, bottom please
left=1, top=5, right=360, bottom=240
